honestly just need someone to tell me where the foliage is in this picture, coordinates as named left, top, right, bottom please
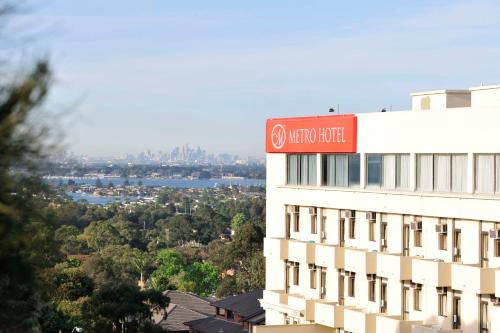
left=148, top=249, right=184, bottom=291
left=179, top=262, right=219, bottom=297
left=230, top=212, right=247, bottom=231
left=83, top=282, right=169, bottom=333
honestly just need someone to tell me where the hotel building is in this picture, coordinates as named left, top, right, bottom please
left=258, top=85, right=500, bottom=333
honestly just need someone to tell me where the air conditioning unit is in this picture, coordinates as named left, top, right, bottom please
left=343, top=210, right=355, bottom=219
left=411, top=222, right=423, bottom=231
left=287, top=205, right=296, bottom=214
left=435, top=224, right=448, bottom=233
left=309, top=207, right=317, bottom=215
left=367, top=274, right=376, bottom=281
left=308, top=264, right=316, bottom=269
left=489, top=229, right=500, bottom=239
left=321, top=231, right=327, bottom=239
left=366, top=212, right=376, bottom=221
left=436, top=287, right=447, bottom=295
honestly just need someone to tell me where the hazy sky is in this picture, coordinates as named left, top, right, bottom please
left=21, top=0, right=500, bottom=157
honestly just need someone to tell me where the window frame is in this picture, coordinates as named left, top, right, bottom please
left=321, top=153, right=360, bottom=188
left=348, top=273, right=356, bottom=297
left=438, top=291, right=448, bottom=317
left=413, top=285, right=422, bottom=311
left=287, top=154, right=317, bottom=186
left=309, top=267, right=317, bottom=289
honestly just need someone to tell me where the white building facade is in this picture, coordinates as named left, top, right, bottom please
left=257, top=85, right=500, bottom=333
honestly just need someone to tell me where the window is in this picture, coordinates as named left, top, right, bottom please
left=414, top=285, right=422, bottom=311
left=417, top=154, right=434, bottom=191
left=368, top=278, right=376, bottom=302
left=421, top=96, right=431, bottom=110
left=380, top=222, right=388, bottom=252
left=322, top=154, right=360, bottom=187
left=293, top=264, right=299, bottom=286
left=369, top=219, right=376, bottom=242
left=439, top=232, right=448, bottom=251
left=414, top=217, right=423, bottom=247
left=349, top=217, right=356, bottom=239
left=227, top=310, right=234, bottom=320
left=417, top=154, right=467, bottom=192
left=414, top=230, right=422, bottom=247
left=476, top=154, right=500, bottom=194
left=438, top=219, right=448, bottom=251
left=348, top=273, right=355, bottom=297
left=480, top=301, right=489, bottom=333
left=438, top=290, right=447, bottom=317
left=396, top=154, right=410, bottom=189
left=452, top=155, right=468, bottom=192
left=310, top=267, right=317, bottom=289
left=367, top=154, right=382, bottom=186
left=367, top=154, right=410, bottom=190
left=293, top=207, right=300, bottom=232
left=310, top=209, right=317, bottom=234
left=495, top=239, right=500, bottom=257
left=454, top=229, right=462, bottom=262
left=287, top=154, right=316, bottom=185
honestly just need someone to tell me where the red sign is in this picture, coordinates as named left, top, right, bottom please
left=266, top=114, right=357, bottom=153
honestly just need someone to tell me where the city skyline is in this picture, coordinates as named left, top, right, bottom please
left=54, top=143, right=264, bottom=164
left=20, top=0, right=500, bottom=156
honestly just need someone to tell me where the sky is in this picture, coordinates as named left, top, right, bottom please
left=13, top=0, right=500, bottom=157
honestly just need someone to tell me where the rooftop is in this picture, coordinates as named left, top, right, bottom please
left=211, top=289, right=264, bottom=318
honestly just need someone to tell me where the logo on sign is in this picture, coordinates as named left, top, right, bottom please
left=271, top=124, right=286, bottom=150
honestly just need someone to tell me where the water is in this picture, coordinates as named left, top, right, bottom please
left=46, top=177, right=266, bottom=205
left=67, top=192, right=138, bottom=205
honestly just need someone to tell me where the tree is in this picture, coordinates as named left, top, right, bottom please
left=82, top=245, right=141, bottom=287
left=235, top=251, right=265, bottom=292
left=83, top=282, right=169, bottom=333
left=148, top=249, right=184, bottom=291
left=0, top=57, right=61, bottom=332
left=180, top=262, right=219, bottom=297
left=230, top=212, right=247, bottom=231
left=55, top=225, right=86, bottom=255
left=83, top=220, right=125, bottom=252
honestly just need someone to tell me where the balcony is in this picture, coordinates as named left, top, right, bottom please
left=344, top=308, right=378, bottom=333
left=344, top=248, right=377, bottom=274
left=315, top=244, right=344, bottom=269
left=288, top=240, right=315, bottom=264
left=377, top=253, right=412, bottom=280
left=253, top=324, right=338, bottom=333
left=411, top=324, right=462, bottom=333
left=412, top=258, right=451, bottom=287
left=263, top=238, right=288, bottom=260
left=262, top=290, right=288, bottom=306
left=313, top=301, right=345, bottom=328
left=451, top=263, right=495, bottom=294
left=261, top=290, right=310, bottom=319
left=376, top=315, right=421, bottom=333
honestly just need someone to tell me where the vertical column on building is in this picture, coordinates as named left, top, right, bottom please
left=409, top=153, right=416, bottom=191
left=360, top=153, right=366, bottom=188
left=316, top=153, right=322, bottom=187
left=467, top=152, right=474, bottom=194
